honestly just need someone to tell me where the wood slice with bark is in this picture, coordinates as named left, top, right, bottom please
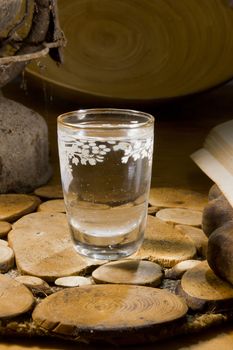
left=32, top=284, right=188, bottom=344
left=92, top=259, right=164, bottom=286
left=0, top=274, right=34, bottom=319
left=134, top=216, right=196, bottom=267
left=177, top=260, right=233, bottom=312
left=15, top=275, right=50, bottom=294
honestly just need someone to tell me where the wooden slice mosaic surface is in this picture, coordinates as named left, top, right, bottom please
left=32, top=285, right=188, bottom=338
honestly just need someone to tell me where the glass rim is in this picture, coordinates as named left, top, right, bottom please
left=57, top=108, right=154, bottom=130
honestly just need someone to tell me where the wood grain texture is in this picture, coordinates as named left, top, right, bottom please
left=92, top=259, right=163, bottom=286
left=32, top=284, right=188, bottom=342
left=178, top=261, right=233, bottom=311
left=26, top=0, right=233, bottom=102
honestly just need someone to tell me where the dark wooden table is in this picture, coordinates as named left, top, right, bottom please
left=2, top=78, right=233, bottom=349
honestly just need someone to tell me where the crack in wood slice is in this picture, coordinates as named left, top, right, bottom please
left=32, top=284, right=188, bottom=342
left=0, top=274, right=34, bottom=319
left=177, top=260, right=233, bottom=312
left=134, top=216, right=196, bottom=267
left=92, top=259, right=164, bottom=286
left=0, top=194, right=40, bottom=222
left=156, top=208, right=202, bottom=227
left=149, top=187, right=208, bottom=211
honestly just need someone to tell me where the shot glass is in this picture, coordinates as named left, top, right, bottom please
left=57, top=108, right=154, bottom=260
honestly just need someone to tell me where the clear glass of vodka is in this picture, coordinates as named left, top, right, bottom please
left=57, top=108, right=154, bottom=260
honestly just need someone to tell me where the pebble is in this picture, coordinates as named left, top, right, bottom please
left=55, top=276, right=93, bottom=287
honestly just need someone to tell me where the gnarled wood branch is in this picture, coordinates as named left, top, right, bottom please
left=0, top=0, right=65, bottom=88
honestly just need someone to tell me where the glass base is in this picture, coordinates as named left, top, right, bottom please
left=73, top=239, right=143, bottom=261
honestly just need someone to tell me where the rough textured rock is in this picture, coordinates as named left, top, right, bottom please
left=202, top=195, right=233, bottom=236
left=207, top=220, right=233, bottom=285
left=0, top=96, right=52, bottom=193
left=0, top=0, right=22, bottom=32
